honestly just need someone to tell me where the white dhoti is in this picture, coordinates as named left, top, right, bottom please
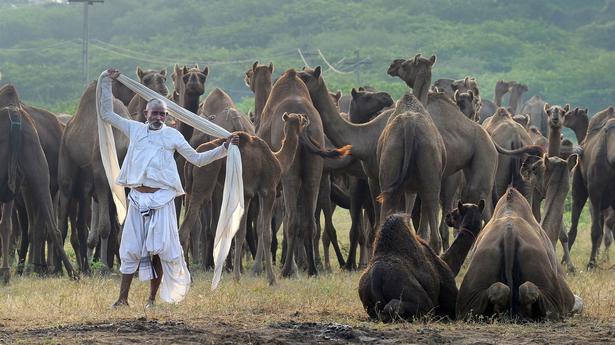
left=119, top=188, right=191, bottom=303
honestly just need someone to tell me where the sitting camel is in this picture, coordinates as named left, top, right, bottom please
left=456, top=187, right=582, bottom=321
left=358, top=200, right=484, bottom=322
left=182, top=113, right=309, bottom=285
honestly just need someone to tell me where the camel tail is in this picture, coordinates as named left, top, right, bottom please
left=299, top=130, right=352, bottom=158
left=501, top=224, right=518, bottom=318
left=378, top=121, right=415, bottom=201
left=494, top=141, right=544, bottom=157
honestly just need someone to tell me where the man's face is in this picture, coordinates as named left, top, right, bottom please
left=146, top=105, right=167, bottom=130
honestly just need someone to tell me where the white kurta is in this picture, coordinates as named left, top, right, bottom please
left=98, top=72, right=228, bottom=303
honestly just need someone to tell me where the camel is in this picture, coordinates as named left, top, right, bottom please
left=387, top=56, right=497, bottom=222
left=544, top=104, right=569, bottom=157
left=0, top=86, right=76, bottom=283
left=111, top=79, right=135, bottom=107
left=512, top=114, right=530, bottom=130
left=182, top=113, right=309, bottom=285
left=377, top=92, right=446, bottom=250
left=456, top=188, right=581, bottom=321
left=508, top=82, right=528, bottom=114
left=127, top=67, right=169, bottom=122
left=244, top=61, right=273, bottom=131
left=257, top=69, right=352, bottom=277
left=566, top=107, right=615, bottom=269
left=482, top=108, right=533, bottom=201
left=57, top=81, right=129, bottom=272
left=358, top=200, right=484, bottom=322
left=478, top=80, right=513, bottom=123
left=349, top=88, right=393, bottom=123
left=454, top=90, right=478, bottom=121
left=528, top=126, right=548, bottom=149
left=563, top=107, right=589, bottom=144
left=520, top=95, right=548, bottom=135
left=174, top=64, right=209, bottom=141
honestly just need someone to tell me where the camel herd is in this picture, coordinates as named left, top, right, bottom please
left=0, top=51, right=613, bottom=322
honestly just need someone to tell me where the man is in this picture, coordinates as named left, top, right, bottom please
left=99, top=68, right=239, bottom=307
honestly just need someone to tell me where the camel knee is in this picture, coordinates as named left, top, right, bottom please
left=487, top=282, right=510, bottom=313
left=381, top=299, right=403, bottom=323
left=519, top=281, right=540, bottom=306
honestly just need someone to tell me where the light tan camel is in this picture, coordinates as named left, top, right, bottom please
left=457, top=188, right=580, bottom=321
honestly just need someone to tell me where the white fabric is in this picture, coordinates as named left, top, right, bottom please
left=119, top=189, right=190, bottom=303
left=97, top=71, right=245, bottom=290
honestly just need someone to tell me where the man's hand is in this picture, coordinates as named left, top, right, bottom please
left=106, top=68, right=121, bottom=80
left=224, top=134, right=240, bottom=148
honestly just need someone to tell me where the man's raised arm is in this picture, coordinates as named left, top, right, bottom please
left=98, top=69, right=137, bottom=137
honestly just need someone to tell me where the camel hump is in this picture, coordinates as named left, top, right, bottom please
left=0, top=84, right=21, bottom=105
left=285, top=69, right=297, bottom=79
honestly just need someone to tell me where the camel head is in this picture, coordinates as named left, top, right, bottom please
left=453, top=77, right=480, bottom=97
left=510, top=82, right=528, bottom=95
left=136, top=66, right=169, bottom=97
left=543, top=153, right=578, bottom=189
left=172, top=64, right=184, bottom=96
left=282, top=112, right=309, bottom=136
left=454, top=90, right=477, bottom=121
left=245, top=61, right=274, bottom=93
left=297, top=66, right=325, bottom=95
left=513, top=113, right=531, bottom=129
left=562, top=107, right=588, bottom=130
left=329, top=90, right=342, bottom=106
left=445, top=200, right=485, bottom=236
left=350, top=88, right=394, bottom=122
left=495, top=80, right=513, bottom=98
left=520, top=155, right=546, bottom=196
left=386, top=54, right=436, bottom=87
left=181, top=65, right=208, bottom=96
left=544, top=103, right=569, bottom=129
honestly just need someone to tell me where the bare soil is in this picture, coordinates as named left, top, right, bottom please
left=2, top=317, right=614, bottom=344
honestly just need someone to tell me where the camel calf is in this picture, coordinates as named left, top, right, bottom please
left=358, top=200, right=484, bottom=322
left=456, top=188, right=582, bottom=321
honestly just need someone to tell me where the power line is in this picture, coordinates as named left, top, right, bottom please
left=0, top=40, right=79, bottom=52
left=317, top=49, right=353, bottom=75
left=297, top=48, right=311, bottom=68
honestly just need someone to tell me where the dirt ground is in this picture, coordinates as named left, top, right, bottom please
left=2, top=316, right=614, bottom=344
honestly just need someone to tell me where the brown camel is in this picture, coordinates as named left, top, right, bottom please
left=182, top=113, right=308, bottom=285
left=358, top=201, right=484, bottom=322
left=257, top=69, right=351, bottom=277
left=563, top=107, right=589, bottom=144
left=57, top=81, right=129, bottom=271
left=377, top=92, right=446, bottom=250
left=566, top=107, right=615, bottom=269
left=528, top=125, right=548, bottom=149
left=545, top=104, right=569, bottom=157
left=508, top=82, right=528, bottom=114
left=0, top=87, right=76, bottom=283
left=456, top=188, right=580, bottom=321
left=127, top=67, right=169, bottom=122
left=478, top=80, right=513, bottom=123
left=174, top=64, right=208, bottom=141
left=520, top=95, right=548, bottom=135
left=387, top=57, right=497, bottom=222
left=512, top=113, right=530, bottom=129
left=483, top=107, right=533, bottom=201
left=111, top=79, right=135, bottom=107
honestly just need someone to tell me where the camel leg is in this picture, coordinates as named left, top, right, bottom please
left=301, top=174, right=321, bottom=277
left=179, top=196, right=204, bottom=269
left=463, top=164, right=494, bottom=222
left=15, top=203, right=28, bottom=275
left=568, top=168, right=587, bottom=250
left=487, top=282, right=510, bottom=315
left=439, top=176, right=458, bottom=251
left=518, top=281, right=545, bottom=320
left=233, top=197, right=252, bottom=282
left=258, top=191, right=277, bottom=285
left=367, top=177, right=382, bottom=245
left=200, top=200, right=212, bottom=270
left=253, top=198, right=266, bottom=275
left=77, top=195, right=91, bottom=274
left=1, top=201, right=14, bottom=284
left=281, top=174, right=301, bottom=278
left=313, top=207, right=322, bottom=269
left=559, top=224, right=575, bottom=273
left=270, top=196, right=284, bottom=265
left=422, top=196, right=442, bottom=254
left=318, top=175, right=345, bottom=269
left=359, top=195, right=376, bottom=268
left=588, top=200, right=605, bottom=270
left=345, top=177, right=364, bottom=270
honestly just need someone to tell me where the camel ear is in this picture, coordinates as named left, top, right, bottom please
left=268, top=62, right=274, bottom=73
left=584, top=108, right=588, bottom=114
left=468, top=90, right=474, bottom=100
left=453, top=89, right=459, bottom=102
left=429, top=55, right=436, bottom=66
left=160, top=69, right=167, bottom=77
left=478, top=199, right=485, bottom=213
left=567, top=154, right=578, bottom=171
left=544, top=103, right=550, bottom=113
left=182, top=65, right=189, bottom=75
left=136, top=66, right=144, bottom=80
left=252, top=61, right=258, bottom=71
left=335, top=90, right=341, bottom=100
left=564, top=104, right=570, bottom=112
left=413, top=53, right=421, bottom=64
left=351, top=88, right=358, bottom=98
left=525, top=114, right=530, bottom=123
left=314, top=66, right=322, bottom=79
left=202, top=66, right=209, bottom=76
left=282, top=112, right=289, bottom=121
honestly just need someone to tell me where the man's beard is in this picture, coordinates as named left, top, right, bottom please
left=148, top=121, right=163, bottom=130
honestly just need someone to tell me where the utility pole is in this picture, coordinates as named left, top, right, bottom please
left=68, top=0, right=104, bottom=86
left=355, top=49, right=361, bottom=85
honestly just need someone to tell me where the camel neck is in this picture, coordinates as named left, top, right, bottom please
left=254, top=79, right=271, bottom=128
left=547, top=125, right=561, bottom=157
left=573, top=119, right=588, bottom=144
left=494, top=92, right=504, bottom=107
left=274, top=128, right=299, bottom=174
left=310, top=82, right=389, bottom=161
left=540, top=172, right=569, bottom=247
left=508, top=91, right=522, bottom=114
left=440, top=226, right=477, bottom=277
left=177, top=92, right=201, bottom=141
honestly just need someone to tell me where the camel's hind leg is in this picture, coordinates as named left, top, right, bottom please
left=559, top=224, right=576, bottom=273
left=567, top=168, right=587, bottom=249
left=258, top=191, right=277, bottom=285
left=1, top=201, right=14, bottom=284
left=487, top=282, right=511, bottom=315
left=233, top=197, right=252, bottom=282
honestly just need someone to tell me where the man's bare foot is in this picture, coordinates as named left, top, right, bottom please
left=112, top=300, right=129, bottom=308
left=145, top=298, right=155, bottom=308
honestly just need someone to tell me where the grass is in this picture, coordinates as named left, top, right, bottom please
left=1, top=205, right=614, bottom=332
